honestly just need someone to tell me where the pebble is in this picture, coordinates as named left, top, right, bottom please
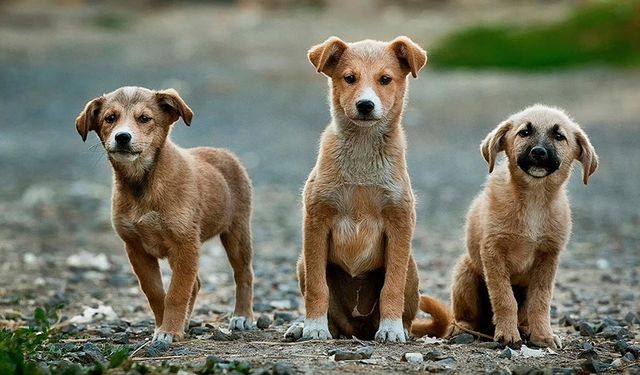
left=82, top=342, right=105, bottom=363
left=272, top=362, right=295, bottom=375
left=273, top=312, right=295, bottom=322
left=146, top=340, right=170, bottom=357
left=174, top=347, right=195, bottom=356
left=582, top=358, right=611, bottom=373
left=477, top=341, right=504, bottom=350
left=499, top=348, right=513, bottom=359
left=189, top=326, right=206, bottom=336
left=402, top=352, right=423, bottom=364
left=424, top=349, right=449, bottom=361
left=625, top=311, right=640, bottom=325
left=425, top=357, right=456, bottom=372
left=113, top=332, right=129, bottom=344
left=448, top=333, right=474, bottom=344
left=602, top=326, right=629, bottom=339
left=257, top=314, right=272, bottom=329
left=209, top=327, right=237, bottom=341
left=559, top=314, right=579, bottom=329
left=579, top=321, right=596, bottom=337
left=330, top=346, right=374, bottom=361
left=99, top=326, right=113, bottom=337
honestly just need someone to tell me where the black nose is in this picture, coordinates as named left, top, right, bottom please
left=115, top=132, right=132, bottom=145
left=356, top=100, right=375, bottom=115
left=530, top=146, right=548, bottom=160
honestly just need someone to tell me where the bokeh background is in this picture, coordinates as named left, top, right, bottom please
left=0, top=0, right=639, bottom=370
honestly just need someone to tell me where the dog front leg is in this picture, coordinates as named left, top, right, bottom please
left=376, top=206, right=414, bottom=343
left=527, top=252, right=561, bottom=349
left=126, top=243, right=165, bottom=328
left=481, top=246, right=521, bottom=346
left=154, top=244, right=199, bottom=343
left=301, top=213, right=332, bottom=340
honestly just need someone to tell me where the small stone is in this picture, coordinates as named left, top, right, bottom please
left=614, top=340, right=630, bottom=353
left=272, top=362, right=295, bottom=375
left=99, top=326, right=113, bottom=337
left=559, top=314, right=579, bottom=329
left=611, top=358, right=623, bottom=369
left=425, top=357, right=456, bottom=372
left=477, top=341, right=504, bottom=350
left=330, top=346, right=373, bottom=361
left=174, top=347, right=195, bottom=356
left=579, top=321, right=596, bottom=337
left=596, top=318, right=620, bottom=332
left=448, top=333, right=474, bottom=344
left=189, top=326, right=206, bottom=336
left=499, top=348, right=513, bottom=359
left=578, top=349, right=598, bottom=360
left=626, top=345, right=640, bottom=358
left=273, top=318, right=285, bottom=326
left=582, top=358, right=611, bottom=373
left=208, top=327, right=237, bottom=341
left=624, top=352, right=636, bottom=362
left=402, top=352, right=423, bottom=364
left=256, top=314, right=272, bottom=329
left=82, top=342, right=105, bottom=363
left=146, top=340, right=170, bottom=357
left=113, top=332, right=129, bottom=344
left=273, top=312, right=295, bottom=322
left=624, top=311, right=639, bottom=325
left=602, top=326, right=629, bottom=339
left=424, top=349, right=448, bottom=361
left=582, top=342, right=594, bottom=351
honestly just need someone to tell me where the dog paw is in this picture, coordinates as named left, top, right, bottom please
left=302, top=317, right=332, bottom=340
left=152, top=330, right=177, bottom=344
left=229, top=316, right=256, bottom=331
left=374, top=319, right=407, bottom=343
left=284, top=322, right=304, bottom=340
left=530, top=332, right=562, bottom=349
left=494, top=325, right=522, bottom=347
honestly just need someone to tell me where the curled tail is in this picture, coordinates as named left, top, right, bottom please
left=411, top=295, right=452, bottom=338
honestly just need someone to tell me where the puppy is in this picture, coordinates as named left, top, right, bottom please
left=284, top=36, right=450, bottom=343
left=75, top=87, right=255, bottom=343
left=451, top=104, right=598, bottom=348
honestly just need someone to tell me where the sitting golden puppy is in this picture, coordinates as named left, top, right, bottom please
left=75, top=87, right=255, bottom=343
left=451, top=104, right=598, bottom=348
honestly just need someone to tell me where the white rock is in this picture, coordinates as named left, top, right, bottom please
left=70, top=305, right=118, bottom=323
left=404, top=352, right=424, bottom=364
left=270, top=300, right=292, bottom=310
left=66, top=251, right=110, bottom=271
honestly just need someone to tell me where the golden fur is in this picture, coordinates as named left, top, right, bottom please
left=447, top=105, right=599, bottom=348
left=285, top=36, right=447, bottom=342
left=75, top=86, right=255, bottom=343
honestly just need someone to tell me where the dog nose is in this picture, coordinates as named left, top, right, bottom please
left=530, top=146, right=548, bottom=160
left=356, top=100, right=375, bottom=115
left=115, top=132, right=132, bottom=145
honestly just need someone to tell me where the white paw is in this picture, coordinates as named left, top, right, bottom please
left=375, top=319, right=407, bottom=343
left=284, top=321, right=304, bottom=340
left=152, top=330, right=174, bottom=344
left=302, top=316, right=332, bottom=340
left=229, top=316, right=256, bottom=331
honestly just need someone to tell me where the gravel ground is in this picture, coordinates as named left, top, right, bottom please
left=0, top=2, right=639, bottom=373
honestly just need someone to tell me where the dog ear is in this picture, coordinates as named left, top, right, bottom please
left=156, top=89, right=193, bottom=126
left=389, top=36, right=427, bottom=78
left=480, top=120, right=511, bottom=173
left=574, top=127, right=599, bottom=185
left=308, top=36, right=349, bottom=77
left=75, top=97, right=104, bottom=142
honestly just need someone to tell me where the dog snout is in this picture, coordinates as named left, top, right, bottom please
left=530, top=146, right=548, bottom=161
left=115, top=132, right=132, bottom=145
left=356, top=100, right=375, bottom=115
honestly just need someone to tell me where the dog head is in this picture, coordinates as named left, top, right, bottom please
left=308, top=36, right=427, bottom=127
left=481, top=104, right=598, bottom=185
left=75, top=86, right=193, bottom=171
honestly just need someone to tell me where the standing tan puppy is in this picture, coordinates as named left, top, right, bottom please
left=75, top=87, right=255, bottom=343
left=284, top=36, right=450, bottom=342
left=451, top=105, right=598, bottom=348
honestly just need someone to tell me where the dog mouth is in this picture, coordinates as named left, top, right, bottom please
left=348, top=116, right=381, bottom=127
left=517, top=159, right=560, bottom=178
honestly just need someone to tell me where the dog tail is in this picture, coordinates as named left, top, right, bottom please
left=411, top=295, right=452, bottom=338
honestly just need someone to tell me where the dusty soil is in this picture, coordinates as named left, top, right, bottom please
left=0, top=1, right=639, bottom=373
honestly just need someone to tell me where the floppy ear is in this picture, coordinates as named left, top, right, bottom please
left=389, top=36, right=427, bottom=78
left=308, top=36, right=349, bottom=77
left=75, top=97, right=104, bottom=142
left=480, top=120, right=512, bottom=173
left=574, top=127, right=599, bottom=185
left=156, top=88, right=193, bottom=126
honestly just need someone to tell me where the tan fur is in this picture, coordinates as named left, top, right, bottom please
left=450, top=104, right=598, bottom=348
left=75, top=87, right=254, bottom=342
left=293, top=36, right=441, bottom=342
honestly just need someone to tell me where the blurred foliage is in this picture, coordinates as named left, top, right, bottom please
left=432, top=0, right=640, bottom=70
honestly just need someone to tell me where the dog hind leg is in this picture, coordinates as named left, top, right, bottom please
left=221, top=221, right=255, bottom=330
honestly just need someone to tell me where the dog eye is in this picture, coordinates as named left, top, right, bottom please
left=517, top=128, right=531, bottom=137
left=105, top=114, right=116, bottom=124
left=379, top=75, right=392, bottom=85
left=554, top=132, right=566, bottom=141
left=139, top=115, right=152, bottom=123
left=344, top=74, right=356, bottom=84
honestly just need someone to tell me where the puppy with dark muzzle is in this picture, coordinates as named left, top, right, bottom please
left=449, top=104, right=599, bottom=348
left=75, top=86, right=255, bottom=343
